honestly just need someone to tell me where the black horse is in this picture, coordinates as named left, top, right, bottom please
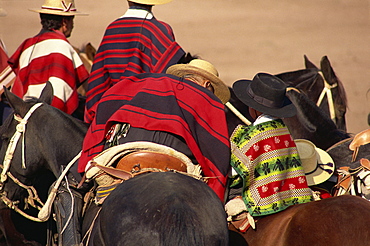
left=276, top=55, right=348, bottom=132
left=0, top=83, right=87, bottom=245
left=0, top=83, right=229, bottom=245
left=83, top=172, right=228, bottom=245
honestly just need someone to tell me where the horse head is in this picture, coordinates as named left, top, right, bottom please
left=0, top=82, right=87, bottom=210
left=276, top=55, right=348, bottom=133
left=304, top=54, right=348, bottom=132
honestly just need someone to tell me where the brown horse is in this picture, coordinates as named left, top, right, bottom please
left=73, top=42, right=97, bottom=96
left=229, top=195, right=370, bottom=246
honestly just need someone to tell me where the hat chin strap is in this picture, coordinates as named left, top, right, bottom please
left=306, top=162, right=334, bottom=176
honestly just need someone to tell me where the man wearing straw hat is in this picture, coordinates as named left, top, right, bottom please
left=8, top=0, right=89, bottom=116
left=79, top=59, right=231, bottom=201
left=226, top=73, right=314, bottom=231
left=84, top=0, right=185, bottom=124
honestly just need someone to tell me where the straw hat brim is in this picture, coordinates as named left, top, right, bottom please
left=295, top=139, right=335, bottom=186
left=29, top=8, right=88, bottom=16
left=166, top=64, right=231, bottom=104
left=128, top=0, right=173, bottom=5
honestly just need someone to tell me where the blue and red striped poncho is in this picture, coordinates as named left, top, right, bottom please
left=8, top=30, right=89, bottom=114
left=85, top=8, right=185, bottom=123
left=79, top=73, right=231, bottom=201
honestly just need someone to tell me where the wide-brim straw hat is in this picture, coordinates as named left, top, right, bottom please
left=294, top=139, right=335, bottom=186
left=232, top=73, right=296, bottom=118
left=166, top=59, right=231, bottom=104
left=128, top=0, right=173, bottom=5
left=29, top=0, right=88, bottom=16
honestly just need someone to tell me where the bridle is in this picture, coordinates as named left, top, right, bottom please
left=0, top=101, right=82, bottom=223
left=286, top=71, right=338, bottom=123
left=316, top=71, right=337, bottom=122
left=0, top=103, right=47, bottom=221
left=1, top=103, right=43, bottom=182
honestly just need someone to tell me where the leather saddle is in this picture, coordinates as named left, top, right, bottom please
left=85, top=141, right=198, bottom=182
left=116, top=151, right=187, bottom=173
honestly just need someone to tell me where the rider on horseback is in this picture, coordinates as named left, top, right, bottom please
left=226, top=73, right=314, bottom=231
left=78, top=59, right=231, bottom=201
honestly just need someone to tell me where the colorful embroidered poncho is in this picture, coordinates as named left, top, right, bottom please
left=8, top=30, right=89, bottom=114
left=84, top=8, right=185, bottom=123
left=230, top=120, right=313, bottom=216
left=79, top=73, right=230, bottom=201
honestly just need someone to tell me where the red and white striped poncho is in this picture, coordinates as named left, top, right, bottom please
left=8, top=30, right=89, bottom=114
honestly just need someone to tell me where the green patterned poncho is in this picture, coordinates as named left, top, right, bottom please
left=230, top=119, right=313, bottom=217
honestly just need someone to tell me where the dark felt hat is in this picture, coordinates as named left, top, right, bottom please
left=232, top=73, right=296, bottom=118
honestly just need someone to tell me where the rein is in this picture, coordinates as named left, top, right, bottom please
left=316, top=71, right=337, bottom=122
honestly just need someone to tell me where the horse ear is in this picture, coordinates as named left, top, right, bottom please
left=320, top=56, right=338, bottom=85
left=304, top=55, right=317, bottom=69
left=2, top=86, right=30, bottom=117
left=39, top=82, right=54, bottom=105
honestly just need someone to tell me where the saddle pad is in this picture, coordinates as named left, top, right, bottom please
left=95, top=181, right=122, bottom=205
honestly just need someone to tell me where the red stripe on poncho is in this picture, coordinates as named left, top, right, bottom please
left=79, top=73, right=230, bottom=200
left=84, top=16, right=185, bottom=123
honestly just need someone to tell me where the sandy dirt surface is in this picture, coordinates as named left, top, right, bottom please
left=1, top=0, right=369, bottom=135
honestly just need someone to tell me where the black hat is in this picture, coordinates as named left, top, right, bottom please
left=232, top=73, right=296, bottom=118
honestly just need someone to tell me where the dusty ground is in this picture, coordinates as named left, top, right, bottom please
left=1, top=0, right=369, bottom=135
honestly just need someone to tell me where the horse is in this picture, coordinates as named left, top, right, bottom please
left=82, top=172, right=228, bottom=246
left=0, top=83, right=229, bottom=245
left=0, top=83, right=87, bottom=245
left=229, top=195, right=370, bottom=246
left=276, top=55, right=348, bottom=132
